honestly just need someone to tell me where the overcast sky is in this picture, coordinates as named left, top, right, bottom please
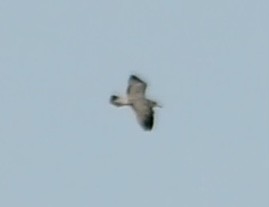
left=0, top=0, right=268, bottom=207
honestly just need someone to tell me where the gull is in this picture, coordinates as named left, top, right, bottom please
left=110, top=75, right=161, bottom=130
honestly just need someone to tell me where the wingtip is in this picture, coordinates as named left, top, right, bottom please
left=129, top=74, right=145, bottom=84
left=110, top=95, right=119, bottom=105
left=143, top=127, right=153, bottom=131
left=110, top=95, right=118, bottom=102
left=142, top=125, right=153, bottom=131
left=130, top=74, right=140, bottom=80
left=141, top=114, right=154, bottom=131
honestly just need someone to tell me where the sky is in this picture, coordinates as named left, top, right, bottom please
left=0, top=0, right=268, bottom=206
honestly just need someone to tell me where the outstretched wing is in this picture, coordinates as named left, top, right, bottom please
left=132, top=99, right=154, bottom=130
left=127, top=75, right=147, bottom=98
left=110, top=95, right=129, bottom=107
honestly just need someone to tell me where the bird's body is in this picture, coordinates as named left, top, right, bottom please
left=110, top=75, right=160, bottom=130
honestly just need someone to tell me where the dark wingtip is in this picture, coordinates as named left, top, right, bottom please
left=142, top=114, right=154, bottom=130
left=129, top=74, right=143, bottom=83
left=130, top=74, right=138, bottom=79
left=110, top=95, right=118, bottom=101
left=110, top=95, right=119, bottom=104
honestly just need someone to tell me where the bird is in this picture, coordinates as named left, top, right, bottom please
left=110, top=75, right=161, bottom=130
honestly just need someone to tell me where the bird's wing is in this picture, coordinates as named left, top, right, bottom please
left=110, top=95, right=129, bottom=107
left=127, top=75, right=147, bottom=98
left=132, top=100, right=154, bottom=130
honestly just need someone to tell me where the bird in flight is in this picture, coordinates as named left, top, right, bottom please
left=110, top=75, right=161, bottom=130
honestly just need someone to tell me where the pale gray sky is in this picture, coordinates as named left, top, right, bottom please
left=0, top=0, right=268, bottom=207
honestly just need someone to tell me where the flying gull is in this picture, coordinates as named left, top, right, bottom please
left=110, top=75, right=161, bottom=130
